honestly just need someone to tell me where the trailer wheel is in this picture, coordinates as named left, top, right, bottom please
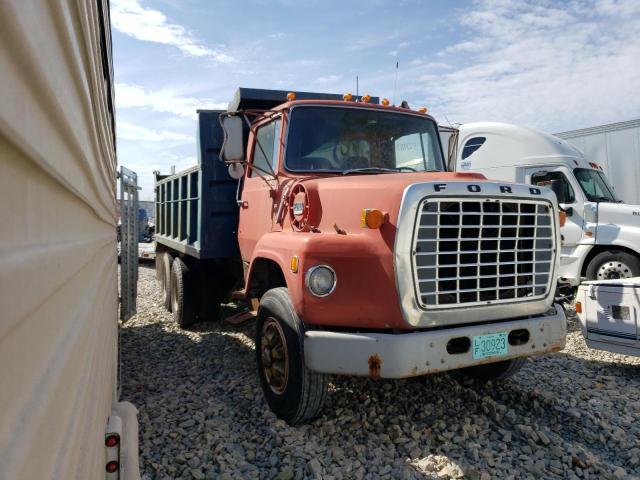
left=171, top=257, right=197, bottom=328
left=585, top=250, right=640, bottom=280
left=460, top=357, right=526, bottom=381
left=256, top=287, right=328, bottom=425
left=161, top=253, right=172, bottom=311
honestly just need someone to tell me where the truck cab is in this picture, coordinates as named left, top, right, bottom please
left=156, top=90, right=566, bottom=424
left=447, top=122, right=640, bottom=288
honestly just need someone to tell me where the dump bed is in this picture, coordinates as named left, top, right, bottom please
left=155, top=110, right=240, bottom=259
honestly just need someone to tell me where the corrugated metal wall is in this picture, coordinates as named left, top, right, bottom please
left=556, top=119, right=640, bottom=205
left=0, top=1, right=120, bottom=478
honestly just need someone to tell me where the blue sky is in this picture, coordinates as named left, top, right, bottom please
left=111, top=0, right=640, bottom=198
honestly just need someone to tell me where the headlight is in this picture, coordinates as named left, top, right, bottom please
left=305, top=265, right=337, bottom=297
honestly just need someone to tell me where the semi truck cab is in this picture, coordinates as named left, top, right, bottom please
left=155, top=90, right=566, bottom=425
left=445, top=122, right=640, bottom=288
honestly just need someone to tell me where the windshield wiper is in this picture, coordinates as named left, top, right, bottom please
left=341, top=166, right=416, bottom=175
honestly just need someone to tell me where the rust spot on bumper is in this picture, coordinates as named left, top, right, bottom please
left=368, top=353, right=382, bottom=379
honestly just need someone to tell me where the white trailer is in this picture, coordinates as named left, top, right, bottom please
left=445, top=122, right=640, bottom=289
left=556, top=119, right=640, bottom=205
left=0, top=1, right=139, bottom=478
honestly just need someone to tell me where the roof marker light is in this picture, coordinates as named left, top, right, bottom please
left=381, top=98, right=390, bottom=106
left=418, top=107, right=428, bottom=113
left=286, top=92, right=296, bottom=101
left=343, top=92, right=353, bottom=101
left=361, top=94, right=371, bottom=103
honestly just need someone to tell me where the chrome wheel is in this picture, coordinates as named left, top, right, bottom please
left=597, top=260, right=633, bottom=280
left=260, top=317, right=289, bottom=394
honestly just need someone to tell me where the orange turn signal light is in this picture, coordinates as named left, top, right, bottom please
left=287, top=91, right=296, bottom=101
left=559, top=211, right=567, bottom=227
left=361, top=94, right=371, bottom=103
left=381, top=98, right=390, bottom=106
left=575, top=301, right=582, bottom=314
left=361, top=209, right=385, bottom=229
left=343, top=92, right=353, bottom=101
left=290, top=256, right=299, bottom=273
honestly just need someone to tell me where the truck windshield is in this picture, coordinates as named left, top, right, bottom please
left=284, top=106, right=445, bottom=173
left=574, top=168, right=620, bottom=203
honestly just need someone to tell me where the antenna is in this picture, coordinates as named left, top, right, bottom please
left=356, top=75, right=359, bottom=100
left=392, top=61, right=399, bottom=105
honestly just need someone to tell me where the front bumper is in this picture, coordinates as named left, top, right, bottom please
left=304, top=306, right=566, bottom=378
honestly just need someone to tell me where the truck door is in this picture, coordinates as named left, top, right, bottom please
left=238, top=117, right=282, bottom=259
left=526, top=167, right=584, bottom=247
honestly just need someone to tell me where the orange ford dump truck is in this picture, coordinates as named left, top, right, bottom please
left=154, top=88, right=567, bottom=425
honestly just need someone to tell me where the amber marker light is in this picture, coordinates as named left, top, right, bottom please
left=290, top=256, right=299, bottom=273
left=361, top=209, right=385, bottom=229
left=361, top=94, right=371, bottom=103
left=286, top=92, right=296, bottom=101
left=575, top=301, right=582, bottom=314
left=381, top=98, right=390, bottom=106
left=418, top=107, right=428, bottom=113
left=343, top=92, right=353, bottom=101
left=559, top=211, right=567, bottom=227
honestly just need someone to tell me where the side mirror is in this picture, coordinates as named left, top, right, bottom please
left=219, top=115, right=245, bottom=164
left=549, top=179, right=566, bottom=204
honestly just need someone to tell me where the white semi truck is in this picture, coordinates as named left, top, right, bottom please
left=442, top=122, right=640, bottom=289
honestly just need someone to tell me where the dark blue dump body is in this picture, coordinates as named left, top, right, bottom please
left=154, top=110, right=240, bottom=259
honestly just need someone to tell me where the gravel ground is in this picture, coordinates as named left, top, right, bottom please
left=122, top=264, right=640, bottom=480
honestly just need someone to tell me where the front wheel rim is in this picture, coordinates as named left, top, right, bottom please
left=260, top=317, right=289, bottom=394
left=597, top=260, right=633, bottom=280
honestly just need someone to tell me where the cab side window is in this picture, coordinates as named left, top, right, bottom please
left=531, top=171, right=576, bottom=203
left=251, top=119, right=281, bottom=177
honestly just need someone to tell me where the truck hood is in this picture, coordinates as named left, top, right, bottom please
left=293, top=172, right=487, bottom=234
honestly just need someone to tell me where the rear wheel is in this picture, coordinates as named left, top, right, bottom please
left=256, top=288, right=328, bottom=425
left=161, top=253, right=173, bottom=311
left=171, top=257, right=197, bottom=328
left=460, top=357, right=526, bottom=381
left=586, top=250, right=640, bottom=280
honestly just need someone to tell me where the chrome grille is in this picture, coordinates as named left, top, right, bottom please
left=412, top=198, right=555, bottom=309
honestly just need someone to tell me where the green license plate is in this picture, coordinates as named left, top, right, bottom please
left=472, top=332, right=508, bottom=360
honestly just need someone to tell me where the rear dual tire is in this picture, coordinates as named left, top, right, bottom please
left=170, top=257, right=197, bottom=328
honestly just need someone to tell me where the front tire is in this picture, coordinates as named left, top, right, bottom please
left=461, top=357, right=526, bottom=381
left=256, top=287, right=329, bottom=425
left=586, top=250, right=640, bottom=280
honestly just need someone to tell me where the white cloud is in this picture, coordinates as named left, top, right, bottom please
left=115, top=83, right=227, bottom=118
left=117, top=122, right=191, bottom=142
left=420, top=0, right=640, bottom=132
left=313, top=75, right=343, bottom=84
left=110, top=0, right=234, bottom=62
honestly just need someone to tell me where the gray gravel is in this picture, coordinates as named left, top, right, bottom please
left=122, top=264, right=640, bottom=479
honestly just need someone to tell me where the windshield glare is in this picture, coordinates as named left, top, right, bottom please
left=284, top=106, right=445, bottom=173
left=574, top=168, right=619, bottom=203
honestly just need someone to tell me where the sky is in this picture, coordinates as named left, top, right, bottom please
left=111, top=0, right=640, bottom=199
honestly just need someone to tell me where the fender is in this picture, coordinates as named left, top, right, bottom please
left=247, top=231, right=406, bottom=329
